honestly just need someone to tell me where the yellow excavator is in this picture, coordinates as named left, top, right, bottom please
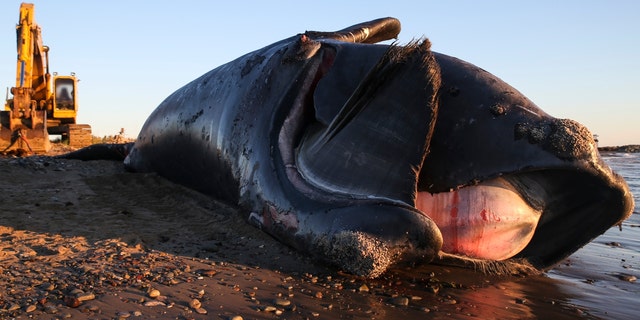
left=1, top=3, right=91, bottom=154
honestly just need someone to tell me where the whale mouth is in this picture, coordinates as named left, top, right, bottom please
left=416, top=167, right=634, bottom=269
left=275, top=37, right=633, bottom=271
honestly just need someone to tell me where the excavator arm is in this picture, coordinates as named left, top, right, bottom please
left=14, top=3, right=51, bottom=104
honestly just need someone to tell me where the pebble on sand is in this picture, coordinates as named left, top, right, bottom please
left=189, top=299, right=202, bottom=309
left=148, top=289, right=161, bottom=298
left=143, top=301, right=166, bottom=307
left=274, top=298, right=291, bottom=306
left=77, top=292, right=96, bottom=302
left=390, top=296, right=409, bottom=306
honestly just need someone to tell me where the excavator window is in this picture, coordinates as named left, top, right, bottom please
left=55, top=78, right=75, bottom=110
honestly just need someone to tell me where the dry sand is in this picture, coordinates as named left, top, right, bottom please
left=0, top=146, right=633, bottom=319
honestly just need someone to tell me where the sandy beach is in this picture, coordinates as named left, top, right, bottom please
left=0, top=146, right=636, bottom=319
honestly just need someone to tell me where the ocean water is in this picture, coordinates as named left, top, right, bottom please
left=547, top=152, right=640, bottom=319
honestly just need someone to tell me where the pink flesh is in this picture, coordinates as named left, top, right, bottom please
left=415, top=178, right=542, bottom=260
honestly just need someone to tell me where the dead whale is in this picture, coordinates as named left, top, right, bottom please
left=62, top=18, right=634, bottom=278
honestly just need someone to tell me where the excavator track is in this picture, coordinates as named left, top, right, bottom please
left=0, top=113, right=92, bottom=154
left=64, top=124, right=92, bottom=148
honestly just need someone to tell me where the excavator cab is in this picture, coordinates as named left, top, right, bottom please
left=53, top=75, right=77, bottom=118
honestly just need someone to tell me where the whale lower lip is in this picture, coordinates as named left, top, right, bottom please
left=416, top=177, right=542, bottom=260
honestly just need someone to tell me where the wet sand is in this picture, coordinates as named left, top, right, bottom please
left=0, top=150, right=637, bottom=319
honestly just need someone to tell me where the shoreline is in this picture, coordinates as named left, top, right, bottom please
left=598, top=144, right=640, bottom=153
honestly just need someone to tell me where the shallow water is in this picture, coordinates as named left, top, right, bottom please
left=546, top=152, right=640, bottom=319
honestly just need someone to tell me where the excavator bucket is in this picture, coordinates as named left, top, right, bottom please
left=0, top=109, right=50, bottom=154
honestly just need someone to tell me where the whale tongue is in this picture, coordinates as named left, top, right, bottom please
left=415, top=177, right=542, bottom=260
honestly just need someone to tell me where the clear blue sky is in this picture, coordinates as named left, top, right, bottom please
left=0, top=1, right=637, bottom=146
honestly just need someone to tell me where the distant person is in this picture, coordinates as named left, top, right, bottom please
left=56, top=87, right=73, bottom=110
